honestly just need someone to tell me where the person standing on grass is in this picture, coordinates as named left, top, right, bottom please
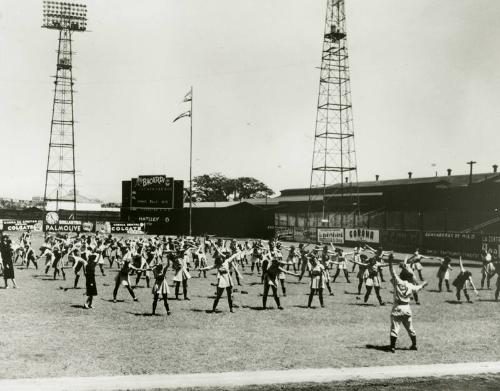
left=83, top=253, right=98, bottom=309
left=399, top=257, right=422, bottom=305
left=196, top=243, right=208, bottom=278
left=172, top=249, right=191, bottom=301
left=41, top=246, right=55, bottom=275
left=351, top=243, right=365, bottom=273
left=318, top=245, right=335, bottom=296
left=388, top=254, right=428, bottom=353
left=297, top=243, right=311, bottom=281
left=51, top=248, right=66, bottom=281
left=480, top=250, right=495, bottom=290
left=452, top=256, right=478, bottom=303
left=113, top=258, right=139, bottom=303
left=250, top=241, right=263, bottom=275
left=200, top=248, right=243, bottom=313
left=331, top=247, right=351, bottom=283
left=72, top=249, right=87, bottom=289
left=262, top=254, right=299, bottom=310
left=307, top=255, right=327, bottom=308
left=351, top=255, right=389, bottom=306
left=1, top=235, right=18, bottom=289
left=24, top=244, right=38, bottom=270
left=407, top=249, right=432, bottom=281
left=436, top=256, right=453, bottom=292
left=349, top=253, right=369, bottom=295
left=365, top=245, right=391, bottom=282
left=151, top=263, right=171, bottom=316
left=282, top=244, right=299, bottom=273
left=275, top=246, right=296, bottom=297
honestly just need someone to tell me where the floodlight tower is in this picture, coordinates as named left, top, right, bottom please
left=42, top=1, right=87, bottom=213
left=308, top=0, right=359, bottom=226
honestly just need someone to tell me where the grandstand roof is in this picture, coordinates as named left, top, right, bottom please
left=280, top=172, right=500, bottom=197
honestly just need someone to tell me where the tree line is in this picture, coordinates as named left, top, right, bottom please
left=188, top=173, right=273, bottom=202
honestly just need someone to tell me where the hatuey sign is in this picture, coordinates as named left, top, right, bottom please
left=345, top=228, right=380, bottom=244
left=317, top=228, right=344, bottom=244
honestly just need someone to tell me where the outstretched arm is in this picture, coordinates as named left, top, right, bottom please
left=459, top=256, right=465, bottom=273
left=278, top=266, right=299, bottom=277
left=388, top=257, right=396, bottom=279
left=469, top=276, right=478, bottom=294
left=199, top=264, right=216, bottom=272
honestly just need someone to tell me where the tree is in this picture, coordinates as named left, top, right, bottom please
left=191, top=173, right=273, bottom=202
left=191, top=173, right=234, bottom=202
left=232, top=177, right=273, bottom=200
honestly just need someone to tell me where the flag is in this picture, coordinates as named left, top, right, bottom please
left=183, top=89, right=192, bottom=103
left=173, top=110, right=191, bottom=123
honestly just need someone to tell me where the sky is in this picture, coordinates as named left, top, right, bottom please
left=1, top=0, right=500, bottom=202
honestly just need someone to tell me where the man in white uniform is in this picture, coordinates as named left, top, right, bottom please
left=388, top=255, right=428, bottom=353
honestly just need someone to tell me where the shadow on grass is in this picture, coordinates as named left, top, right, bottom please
left=201, top=309, right=223, bottom=314
left=63, top=287, right=82, bottom=292
left=478, top=298, right=499, bottom=302
left=344, top=291, right=359, bottom=295
left=101, top=298, right=124, bottom=303
left=292, top=305, right=311, bottom=309
left=365, top=344, right=392, bottom=352
left=445, top=300, right=463, bottom=305
left=70, top=304, right=86, bottom=309
left=248, top=282, right=262, bottom=286
left=242, top=305, right=267, bottom=311
left=348, top=303, right=376, bottom=307
left=126, top=311, right=158, bottom=317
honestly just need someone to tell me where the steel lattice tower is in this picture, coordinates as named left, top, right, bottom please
left=308, top=0, right=359, bottom=225
left=42, top=1, right=87, bottom=212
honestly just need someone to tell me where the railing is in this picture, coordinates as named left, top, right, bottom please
left=461, top=216, right=500, bottom=233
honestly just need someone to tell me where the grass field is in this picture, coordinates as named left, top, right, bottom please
left=0, top=234, right=499, bottom=380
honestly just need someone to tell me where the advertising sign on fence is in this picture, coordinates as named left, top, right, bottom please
left=110, top=222, right=145, bottom=235
left=0, top=219, right=43, bottom=232
left=423, top=231, right=481, bottom=260
left=344, top=228, right=380, bottom=244
left=44, top=220, right=84, bottom=233
left=317, top=228, right=344, bottom=244
left=96, top=222, right=112, bottom=234
left=294, top=227, right=317, bottom=243
left=481, top=234, right=500, bottom=257
left=275, top=226, right=294, bottom=241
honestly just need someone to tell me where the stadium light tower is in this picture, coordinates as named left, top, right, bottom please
left=42, top=1, right=87, bottom=213
left=308, top=0, right=359, bottom=227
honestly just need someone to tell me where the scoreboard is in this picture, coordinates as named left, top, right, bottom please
left=132, top=175, right=173, bottom=208
left=122, top=175, right=183, bottom=210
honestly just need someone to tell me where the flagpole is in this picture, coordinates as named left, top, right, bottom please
left=189, top=86, right=193, bottom=236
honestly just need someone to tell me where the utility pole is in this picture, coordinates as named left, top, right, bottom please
left=467, top=161, right=477, bottom=185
